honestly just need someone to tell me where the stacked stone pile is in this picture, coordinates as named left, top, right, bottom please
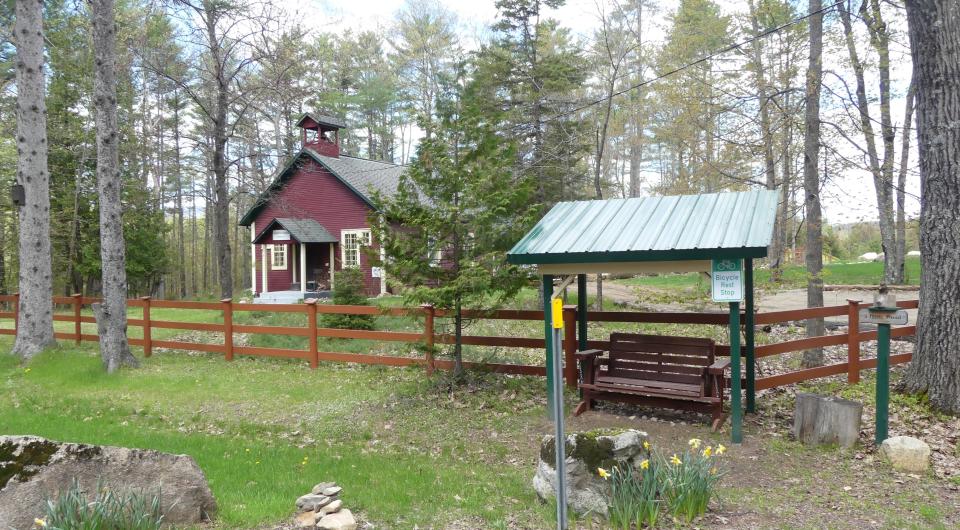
left=294, top=482, right=357, bottom=530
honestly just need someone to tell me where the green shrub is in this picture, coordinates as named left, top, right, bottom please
left=40, top=479, right=163, bottom=530
left=322, top=268, right=375, bottom=330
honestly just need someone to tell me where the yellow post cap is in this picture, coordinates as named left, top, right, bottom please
left=551, top=298, right=564, bottom=329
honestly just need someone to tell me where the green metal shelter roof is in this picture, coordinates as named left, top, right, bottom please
left=507, top=189, right=779, bottom=265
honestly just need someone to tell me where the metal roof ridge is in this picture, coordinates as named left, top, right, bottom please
left=546, top=200, right=604, bottom=254
left=689, top=192, right=720, bottom=249
left=665, top=193, right=706, bottom=250
left=587, top=198, right=632, bottom=253
left=645, top=195, right=682, bottom=251
left=626, top=195, right=664, bottom=250
left=716, top=191, right=746, bottom=248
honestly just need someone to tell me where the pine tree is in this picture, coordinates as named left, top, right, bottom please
left=372, top=69, right=537, bottom=377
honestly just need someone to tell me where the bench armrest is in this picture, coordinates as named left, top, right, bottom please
left=575, top=349, right=606, bottom=361
left=707, top=358, right=731, bottom=375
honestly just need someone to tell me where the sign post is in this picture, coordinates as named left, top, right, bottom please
left=712, top=259, right=744, bottom=443
left=860, top=305, right=908, bottom=445
left=550, top=297, right=568, bottom=530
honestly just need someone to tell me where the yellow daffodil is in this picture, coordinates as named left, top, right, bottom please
left=642, top=440, right=650, bottom=450
left=710, top=467, right=717, bottom=475
left=639, top=459, right=650, bottom=470
left=703, top=446, right=713, bottom=457
left=597, top=467, right=610, bottom=479
left=34, top=519, right=47, bottom=528
left=716, top=443, right=726, bottom=455
left=670, top=454, right=682, bottom=466
left=688, top=438, right=702, bottom=449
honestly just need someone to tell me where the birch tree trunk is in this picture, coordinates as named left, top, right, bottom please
left=12, top=0, right=57, bottom=361
left=91, top=0, right=138, bottom=372
left=801, top=0, right=825, bottom=368
left=900, top=0, right=960, bottom=414
left=896, top=79, right=915, bottom=283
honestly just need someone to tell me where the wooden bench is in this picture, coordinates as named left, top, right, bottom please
left=574, top=333, right=731, bottom=430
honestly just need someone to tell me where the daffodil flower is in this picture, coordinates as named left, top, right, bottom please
left=688, top=438, right=702, bottom=449
left=703, top=446, right=713, bottom=457
left=642, top=440, right=650, bottom=450
left=34, top=518, right=47, bottom=528
left=639, top=459, right=650, bottom=470
left=670, top=454, right=682, bottom=465
left=716, top=443, right=726, bottom=455
left=597, top=467, right=610, bottom=479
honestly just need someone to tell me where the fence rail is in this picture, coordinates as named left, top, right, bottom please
left=0, top=293, right=917, bottom=392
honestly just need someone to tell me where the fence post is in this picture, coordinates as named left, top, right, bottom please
left=222, top=298, right=233, bottom=361
left=847, top=299, right=861, bottom=384
left=73, top=293, right=82, bottom=344
left=13, top=292, right=19, bottom=333
left=563, top=305, right=577, bottom=389
left=422, top=304, right=435, bottom=375
left=306, top=299, right=319, bottom=369
left=141, top=296, right=152, bottom=357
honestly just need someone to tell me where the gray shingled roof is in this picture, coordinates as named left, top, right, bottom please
left=254, top=218, right=338, bottom=243
left=296, top=112, right=347, bottom=130
left=309, top=150, right=407, bottom=201
left=239, top=149, right=409, bottom=226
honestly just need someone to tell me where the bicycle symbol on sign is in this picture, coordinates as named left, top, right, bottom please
left=715, top=259, right=738, bottom=272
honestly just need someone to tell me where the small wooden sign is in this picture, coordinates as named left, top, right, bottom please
left=859, top=308, right=908, bottom=326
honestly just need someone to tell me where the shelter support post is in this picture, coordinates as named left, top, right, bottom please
left=875, top=322, right=891, bottom=445
left=542, top=274, right=555, bottom=420
left=745, top=259, right=755, bottom=413
left=576, top=274, right=587, bottom=351
left=729, top=301, right=743, bottom=444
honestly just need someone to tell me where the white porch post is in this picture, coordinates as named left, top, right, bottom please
left=291, top=244, right=297, bottom=284
left=379, top=245, right=387, bottom=295
left=261, top=244, right=269, bottom=293
left=250, top=222, right=257, bottom=294
left=329, top=243, right=335, bottom=290
left=300, top=243, right=307, bottom=297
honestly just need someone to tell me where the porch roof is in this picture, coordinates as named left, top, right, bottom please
left=253, top=218, right=338, bottom=244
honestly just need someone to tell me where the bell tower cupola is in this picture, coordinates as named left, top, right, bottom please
left=296, top=112, right=346, bottom=158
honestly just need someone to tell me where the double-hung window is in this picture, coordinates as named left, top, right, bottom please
left=270, top=244, right=287, bottom=270
left=342, top=229, right=371, bottom=268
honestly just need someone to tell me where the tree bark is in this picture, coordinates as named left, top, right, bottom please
left=802, top=0, right=825, bottom=368
left=12, top=0, right=57, bottom=361
left=900, top=0, right=960, bottom=414
left=91, top=0, right=138, bottom=373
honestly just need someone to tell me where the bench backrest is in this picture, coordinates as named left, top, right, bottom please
left=606, top=333, right=716, bottom=387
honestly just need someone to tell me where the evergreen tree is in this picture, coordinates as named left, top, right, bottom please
left=372, top=68, right=537, bottom=376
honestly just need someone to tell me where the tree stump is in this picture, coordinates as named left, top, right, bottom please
left=792, top=393, right=863, bottom=448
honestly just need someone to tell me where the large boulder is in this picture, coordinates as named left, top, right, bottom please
left=880, top=435, right=931, bottom=473
left=0, top=435, right=217, bottom=529
left=533, top=429, right=649, bottom=516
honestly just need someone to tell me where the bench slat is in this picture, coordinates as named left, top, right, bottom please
left=596, top=375, right=702, bottom=394
left=608, top=351, right=712, bottom=366
left=583, top=383, right=717, bottom=403
left=606, top=367, right=704, bottom=386
left=608, top=359, right=709, bottom=375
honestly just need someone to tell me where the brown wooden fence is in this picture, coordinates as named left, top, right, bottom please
left=0, top=294, right=917, bottom=393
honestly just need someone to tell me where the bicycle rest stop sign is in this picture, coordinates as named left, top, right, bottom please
left=711, top=259, right=744, bottom=302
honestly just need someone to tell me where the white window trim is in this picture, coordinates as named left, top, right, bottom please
left=341, top=229, right=371, bottom=269
left=270, top=244, right=288, bottom=270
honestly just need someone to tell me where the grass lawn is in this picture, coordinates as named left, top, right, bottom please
left=615, top=258, right=922, bottom=291
left=1, top=338, right=557, bottom=528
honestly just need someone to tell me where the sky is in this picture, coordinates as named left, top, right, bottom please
left=279, top=0, right=921, bottom=227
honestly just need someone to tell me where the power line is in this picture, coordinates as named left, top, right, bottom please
left=524, top=0, right=845, bottom=132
